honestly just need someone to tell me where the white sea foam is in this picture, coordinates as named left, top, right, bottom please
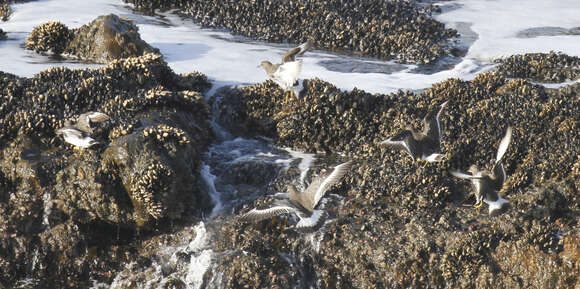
left=3, top=0, right=580, bottom=96
left=200, top=164, right=223, bottom=217
left=435, top=0, right=580, bottom=60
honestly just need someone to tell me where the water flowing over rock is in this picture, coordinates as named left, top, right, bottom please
left=0, top=54, right=213, bottom=287
left=122, top=0, right=458, bottom=64
left=25, top=14, right=160, bottom=62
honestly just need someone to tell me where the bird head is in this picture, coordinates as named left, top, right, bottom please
left=259, top=61, right=272, bottom=69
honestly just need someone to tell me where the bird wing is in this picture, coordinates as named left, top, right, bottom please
left=239, top=203, right=296, bottom=223
left=57, top=127, right=85, bottom=139
left=296, top=209, right=326, bottom=229
left=271, top=60, right=302, bottom=90
left=449, top=170, right=484, bottom=180
left=307, top=161, right=352, bottom=209
left=491, top=162, right=506, bottom=189
left=422, top=101, right=447, bottom=141
left=85, top=111, right=110, bottom=123
left=282, top=40, right=312, bottom=63
left=495, top=126, right=512, bottom=164
left=76, top=112, right=109, bottom=133
left=380, top=131, right=415, bottom=158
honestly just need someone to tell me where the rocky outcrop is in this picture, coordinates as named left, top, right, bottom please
left=496, top=52, right=580, bottom=82
left=25, top=14, right=159, bottom=62
left=67, top=14, right=160, bottom=62
left=209, top=54, right=579, bottom=288
left=123, top=0, right=458, bottom=64
left=0, top=54, right=213, bottom=288
left=0, top=1, right=10, bottom=21
left=25, top=21, right=73, bottom=54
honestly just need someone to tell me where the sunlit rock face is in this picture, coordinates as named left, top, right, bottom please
left=0, top=54, right=213, bottom=288
left=123, top=0, right=459, bottom=64
left=26, top=14, right=160, bottom=62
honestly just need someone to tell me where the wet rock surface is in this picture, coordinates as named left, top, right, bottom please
left=0, top=54, right=213, bottom=287
left=123, top=0, right=458, bottom=64
left=0, top=1, right=11, bottom=21
left=26, top=14, right=159, bottom=62
left=210, top=58, right=579, bottom=287
left=496, top=52, right=580, bottom=83
left=0, top=28, right=5, bottom=40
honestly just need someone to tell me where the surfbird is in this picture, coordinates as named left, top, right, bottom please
left=56, top=111, right=109, bottom=151
left=74, top=111, right=110, bottom=133
left=240, top=161, right=351, bottom=229
left=380, top=101, right=448, bottom=163
left=450, top=126, right=513, bottom=215
left=56, top=126, right=99, bottom=150
left=259, top=40, right=312, bottom=91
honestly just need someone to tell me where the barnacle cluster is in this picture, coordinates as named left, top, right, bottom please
left=25, top=15, right=159, bottom=62
left=25, top=21, right=73, bottom=54
left=211, top=53, right=579, bottom=287
left=108, top=122, right=138, bottom=140
left=130, top=161, right=171, bottom=221
left=124, top=0, right=457, bottom=64
left=496, top=52, right=580, bottom=82
left=143, top=124, right=190, bottom=146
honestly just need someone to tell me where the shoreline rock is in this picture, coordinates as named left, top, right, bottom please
left=0, top=54, right=213, bottom=288
left=25, top=14, right=160, bottom=63
left=122, top=0, right=458, bottom=64
left=208, top=53, right=579, bottom=287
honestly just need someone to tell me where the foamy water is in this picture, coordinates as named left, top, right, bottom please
left=2, top=0, right=579, bottom=94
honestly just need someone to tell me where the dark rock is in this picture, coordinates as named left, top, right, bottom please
left=25, top=21, right=73, bottom=54
left=25, top=14, right=160, bottom=63
left=0, top=2, right=10, bottom=21
left=0, top=28, right=6, bottom=40
left=0, top=54, right=213, bottom=288
left=211, top=58, right=579, bottom=287
left=495, top=52, right=580, bottom=83
left=122, top=0, right=458, bottom=64
left=66, top=14, right=160, bottom=63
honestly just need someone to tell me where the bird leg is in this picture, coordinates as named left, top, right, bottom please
left=473, top=201, right=484, bottom=209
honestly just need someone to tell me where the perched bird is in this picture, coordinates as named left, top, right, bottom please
left=450, top=126, right=513, bottom=215
left=56, top=126, right=98, bottom=150
left=240, top=161, right=351, bottom=229
left=74, top=111, right=109, bottom=133
left=380, top=101, right=448, bottom=163
left=259, top=40, right=312, bottom=91
left=56, top=111, right=109, bottom=151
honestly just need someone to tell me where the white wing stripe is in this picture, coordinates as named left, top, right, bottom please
left=312, top=162, right=350, bottom=207
left=496, top=126, right=512, bottom=163
left=296, top=210, right=324, bottom=228
left=241, top=205, right=295, bottom=222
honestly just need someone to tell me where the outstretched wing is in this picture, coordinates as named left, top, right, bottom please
left=271, top=60, right=302, bottom=90
left=449, top=170, right=483, bottom=180
left=491, top=162, right=506, bottom=189
left=380, top=130, right=415, bottom=158
left=495, top=126, right=512, bottom=164
left=282, top=40, right=312, bottom=63
left=422, top=101, right=447, bottom=141
left=306, top=161, right=352, bottom=209
left=239, top=202, right=296, bottom=223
